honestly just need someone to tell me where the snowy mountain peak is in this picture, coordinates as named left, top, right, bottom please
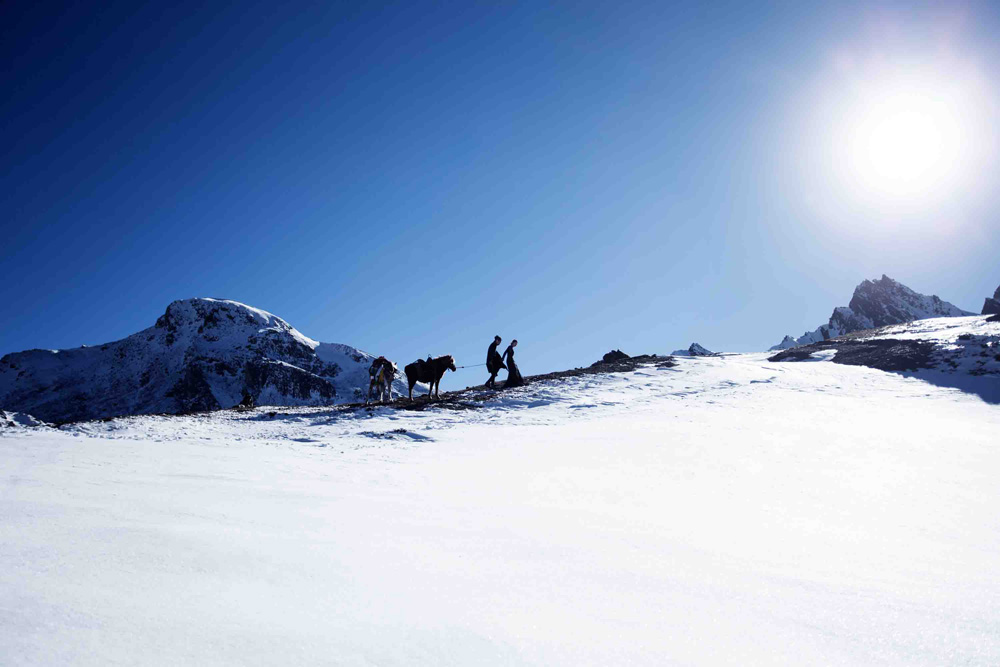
left=771, top=276, right=973, bottom=350
left=0, top=298, right=395, bottom=423
left=155, top=298, right=318, bottom=348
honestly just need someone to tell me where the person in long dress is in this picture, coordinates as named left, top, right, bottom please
left=502, top=339, right=524, bottom=388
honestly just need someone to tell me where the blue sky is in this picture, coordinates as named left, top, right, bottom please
left=3, top=1, right=999, bottom=378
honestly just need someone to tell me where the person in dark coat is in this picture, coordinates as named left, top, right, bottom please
left=485, top=335, right=505, bottom=389
left=502, top=339, right=524, bottom=388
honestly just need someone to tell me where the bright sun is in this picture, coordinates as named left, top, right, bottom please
left=843, top=81, right=963, bottom=199
left=809, top=61, right=995, bottom=215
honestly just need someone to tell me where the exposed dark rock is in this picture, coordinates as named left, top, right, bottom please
left=769, top=337, right=936, bottom=372
left=593, top=350, right=630, bottom=366
left=166, top=365, right=222, bottom=413
left=982, top=285, right=1000, bottom=315
left=242, top=360, right=338, bottom=403
left=1, top=410, right=48, bottom=428
left=237, top=391, right=256, bottom=410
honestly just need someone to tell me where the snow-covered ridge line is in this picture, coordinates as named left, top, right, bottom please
left=0, top=298, right=402, bottom=423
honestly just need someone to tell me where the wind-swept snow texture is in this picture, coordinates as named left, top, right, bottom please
left=0, top=298, right=404, bottom=423
left=771, top=275, right=973, bottom=350
left=2, top=349, right=999, bottom=665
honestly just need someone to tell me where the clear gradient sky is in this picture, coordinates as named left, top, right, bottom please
left=3, top=1, right=999, bottom=379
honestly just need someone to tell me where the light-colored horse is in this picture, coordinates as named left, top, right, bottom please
left=366, top=357, right=397, bottom=404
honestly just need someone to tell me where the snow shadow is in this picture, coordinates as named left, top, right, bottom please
left=900, top=371, right=1000, bottom=405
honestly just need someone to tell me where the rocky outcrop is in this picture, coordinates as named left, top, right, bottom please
left=982, top=285, right=1000, bottom=316
left=1, top=410, right=49, bottom=428
left=593, top=350, right=630, bottom=366
left=0, top=298, right=400, bottom=423
left=672, top=343, right=718, bottom=357
left=771, top=276, right=973, bottom=350
left=769, top=338, right=935, bottom=372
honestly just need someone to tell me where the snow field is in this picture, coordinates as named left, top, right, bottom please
left=2, top=354, right=999, bottom=665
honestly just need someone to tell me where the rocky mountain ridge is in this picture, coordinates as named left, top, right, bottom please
left=771, top=275, right=973, bottom=350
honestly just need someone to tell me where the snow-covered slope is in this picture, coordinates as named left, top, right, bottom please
left=0, top=299, right=402, bottom=423
left=3, top=345, right=998, bottom=666
left=771, top=275, right=973, bottom=350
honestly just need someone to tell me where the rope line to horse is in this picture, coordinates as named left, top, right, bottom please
left=455, top=363, right=487, bottom=369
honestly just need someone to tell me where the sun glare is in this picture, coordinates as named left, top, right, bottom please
left=847, top=86, right=960, bottom=197
left=805, top=58, right=996, bottom=218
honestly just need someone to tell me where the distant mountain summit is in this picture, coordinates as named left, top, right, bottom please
left=0, top=298, right=399, bottom=423
left=771, top=276, right=973, bottom=350
left=671, top=343, right=719, bottom=357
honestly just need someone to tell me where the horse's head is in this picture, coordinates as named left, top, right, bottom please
left=447, top=356, right=457, bottom=372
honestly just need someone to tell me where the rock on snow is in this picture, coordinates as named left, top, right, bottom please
left=982, top=284, right=1000, bottom=315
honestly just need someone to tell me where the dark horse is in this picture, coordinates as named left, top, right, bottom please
left=404, top=355, right=457, bottom=400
